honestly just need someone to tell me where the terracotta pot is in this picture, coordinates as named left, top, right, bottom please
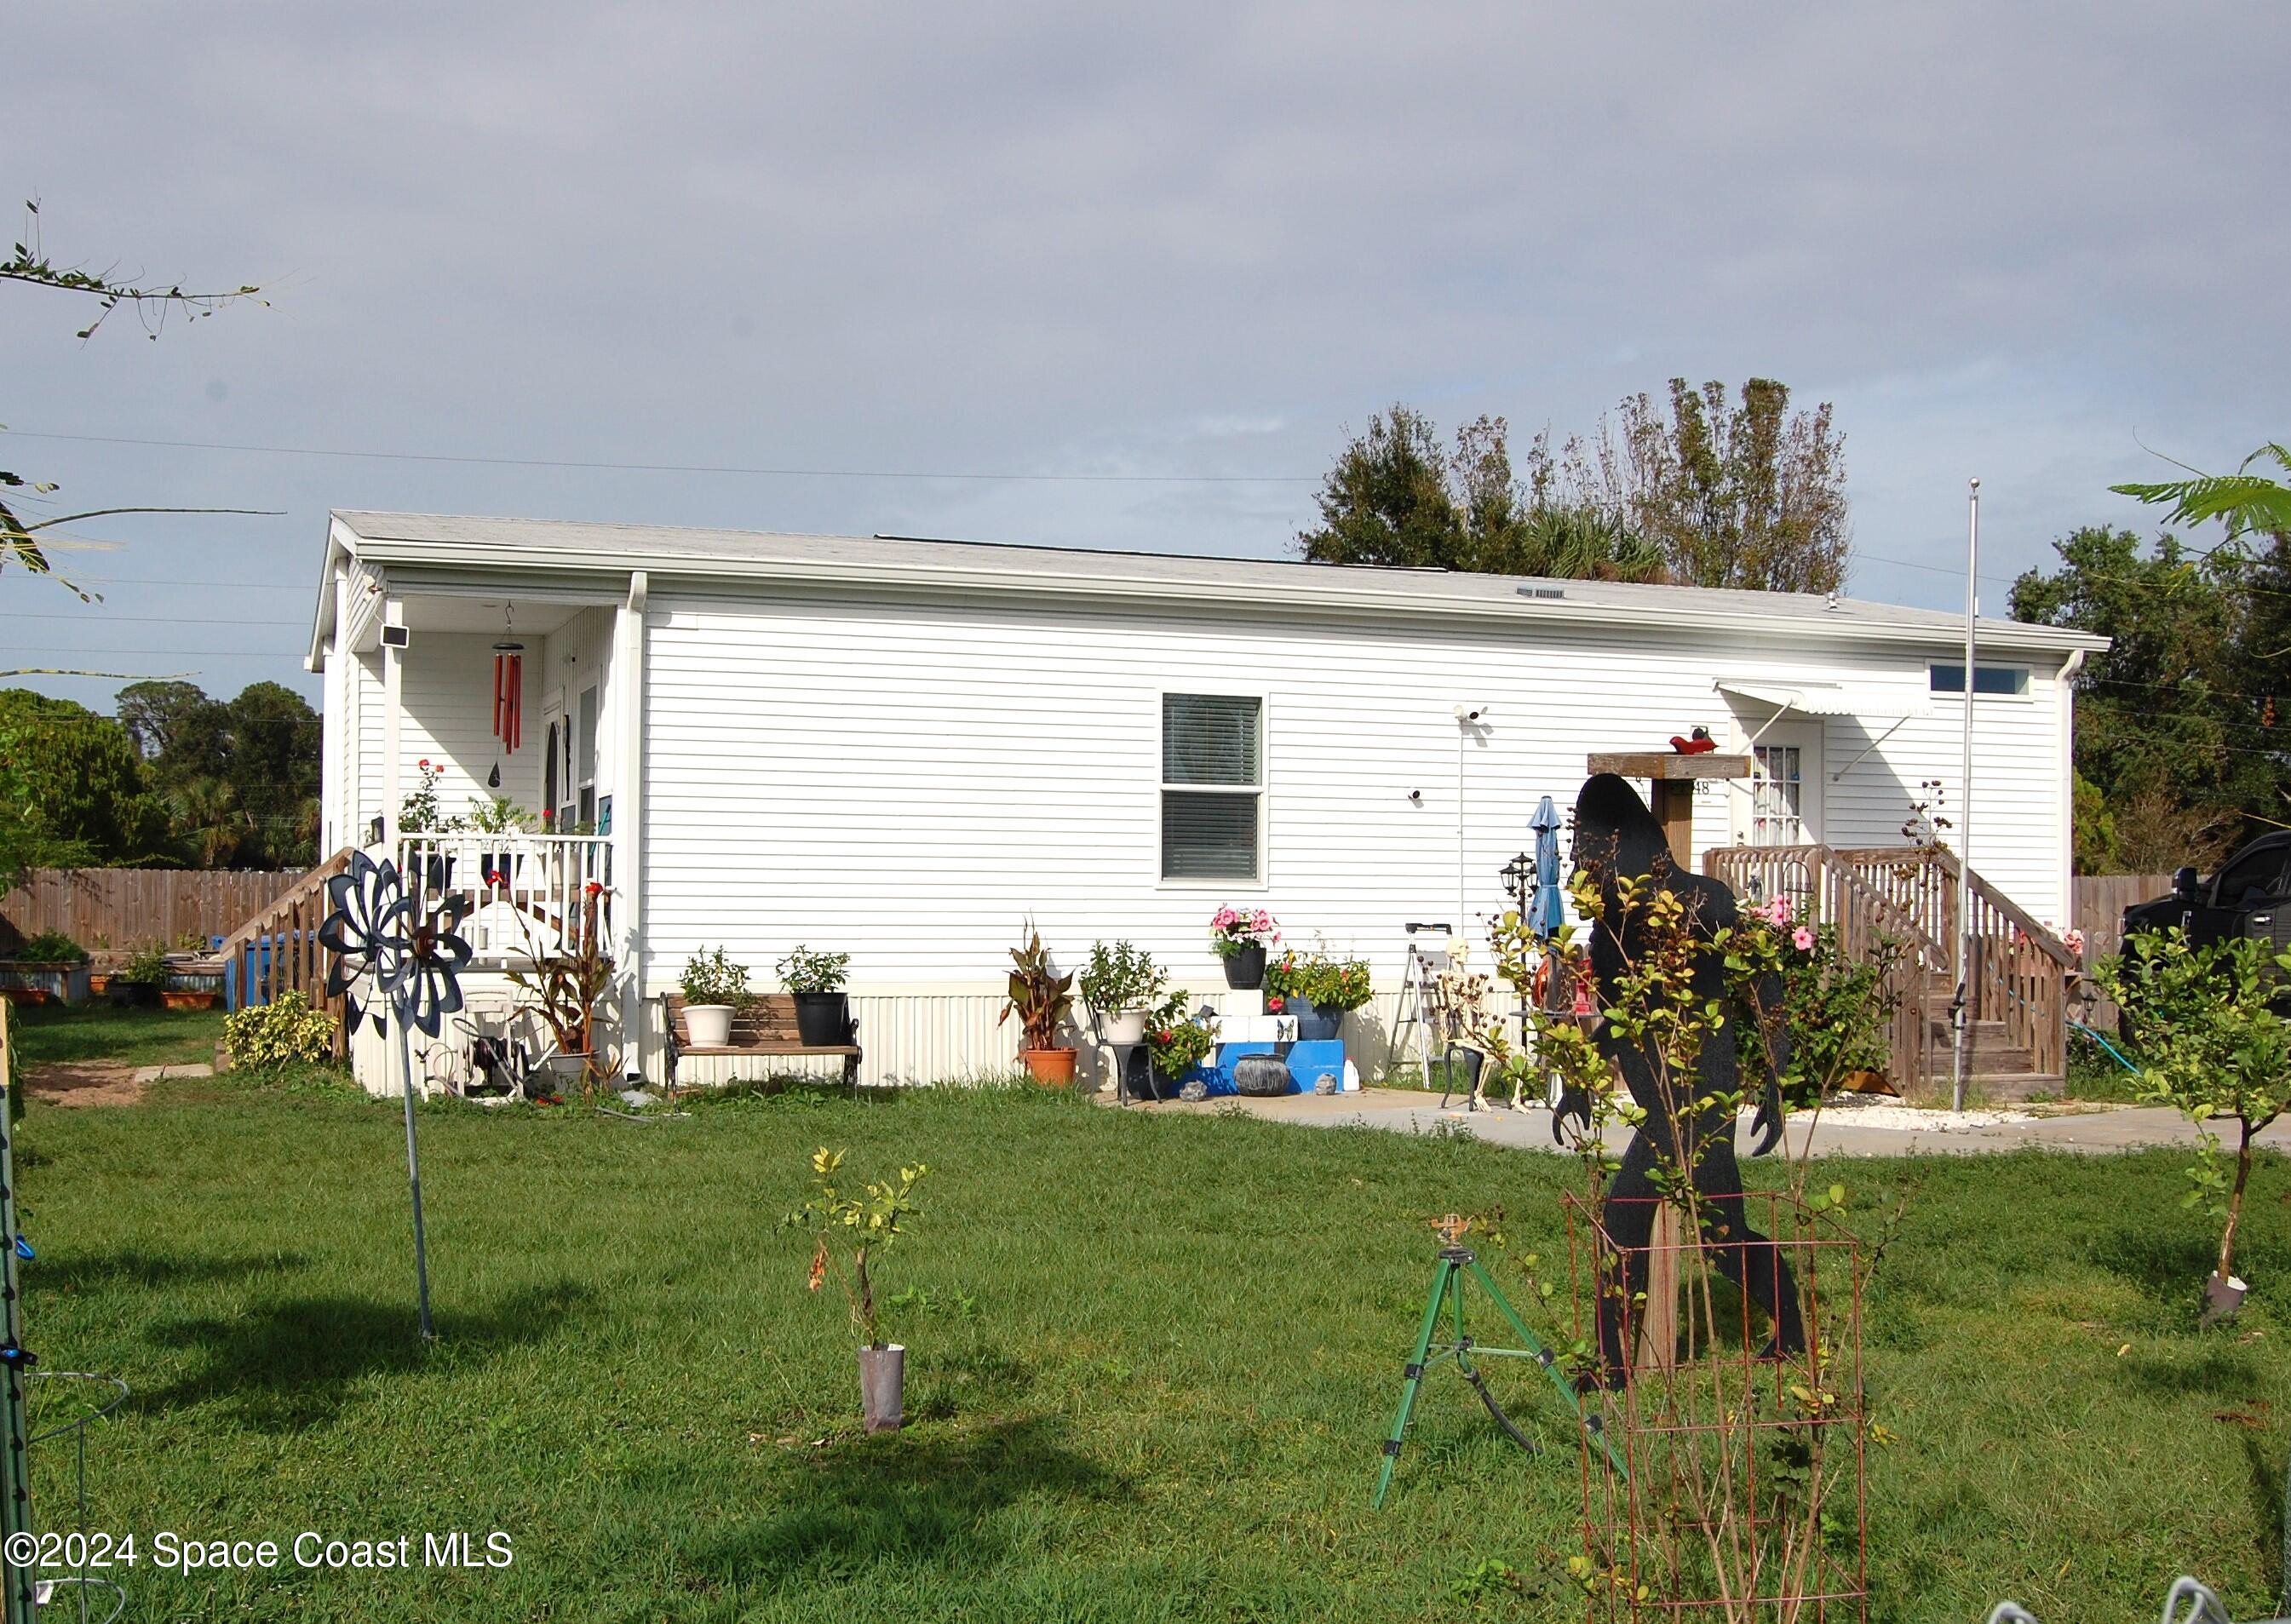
left=162, top=990, right=220, bottom=1011
left=1020, top=1047, right=1077, bottom=1086
left=858, top=1343, right=904, bottom=1434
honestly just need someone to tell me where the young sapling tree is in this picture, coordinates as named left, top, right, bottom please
left=2097, top=928, right=2291, bottom=1322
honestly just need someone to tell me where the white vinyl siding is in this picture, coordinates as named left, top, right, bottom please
left=640, top=586, right=2076, bottom=1014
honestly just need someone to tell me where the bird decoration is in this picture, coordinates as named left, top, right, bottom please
left=1668, top=725, right=1717, bottom=755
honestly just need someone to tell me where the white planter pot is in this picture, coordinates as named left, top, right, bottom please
left=684, top=1004, right=736, bottom=1047
left=1100, top=1010, right=1148, bottom=1045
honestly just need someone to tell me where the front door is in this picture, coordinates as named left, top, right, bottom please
left=1739, top=721, right=1823, bottom=846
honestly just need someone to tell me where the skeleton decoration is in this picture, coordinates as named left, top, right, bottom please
left=319, top=849, right=472, bottom=1338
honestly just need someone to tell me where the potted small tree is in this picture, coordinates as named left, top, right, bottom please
left=1000, top=926, right=1077, bottom=1084
left=2098, top=928, right=2291, bottom=1325
left=1209, top=907, right=1280, bottom=990
left=778, top=945, right=853, bottom=1047
left=680, top=946, right=753, bottom=1048
left=1079, top=940, right=1164, bottom=1045
left=116, top=946, right=173, bottom=1009
left=789, top=1147, right=929, bottom=1434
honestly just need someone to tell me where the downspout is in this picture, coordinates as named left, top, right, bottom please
left=617, top=571, right=649, bottom=1084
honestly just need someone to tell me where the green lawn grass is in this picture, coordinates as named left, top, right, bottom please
left=16, top=1041, right=2288, bottom=1622
left=11, top=1001, right=225, bottom=1070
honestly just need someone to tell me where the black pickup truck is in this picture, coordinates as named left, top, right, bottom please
left=2122, top=832, right=2291, bottom=955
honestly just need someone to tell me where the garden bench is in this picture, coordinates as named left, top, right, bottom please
left=660, top=992, right=862, bottom=1085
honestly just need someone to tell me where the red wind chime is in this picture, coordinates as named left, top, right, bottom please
left=492, top=603, right=525, bottom=757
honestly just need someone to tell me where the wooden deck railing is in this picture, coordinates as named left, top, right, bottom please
left=212, top=847, right=356, bottom=1056
left=1703, top=842, right=2074, bottom=1085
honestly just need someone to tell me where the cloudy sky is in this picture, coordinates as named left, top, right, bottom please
left=6, top=2, right=2284, bottom=706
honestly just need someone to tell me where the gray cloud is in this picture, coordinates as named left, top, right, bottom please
left=4, top=0, right=2284, bottom=703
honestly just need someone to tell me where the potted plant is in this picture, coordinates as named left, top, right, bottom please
left=680, top=946, right=753, bottom=1048
left=1147, top=992, right=1219, bottom=1085
left=1078, top=940, right=1165, bottom=1045
left=788, top=1147, right=928, bottom=1434
left=1275, top=945, right=1374, bottom=1042
left=505, top=881, right=615, bottom=1095
left=116, top=946, right=173, bottom=1009
left=1209, top=907, right=1280, bottom=990
left=1000, top=926, right=1077, bottom=1085
left=778, top=945, right=853, bottom=1047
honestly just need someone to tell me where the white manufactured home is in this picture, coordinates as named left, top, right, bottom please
left=301, top=510, right=2104, bottom=1094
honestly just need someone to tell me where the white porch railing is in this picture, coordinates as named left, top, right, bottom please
left=393, top=834, right=614, bottom=961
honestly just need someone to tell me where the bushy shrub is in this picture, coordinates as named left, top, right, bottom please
left=223, top=992, right=338, bottom=1070
left=11, top=930, right=88, bottom=964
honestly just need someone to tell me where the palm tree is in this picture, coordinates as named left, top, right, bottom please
left=2113, top=442, right=2291, bottom=548
left=166, top=777, right=249, bottom=868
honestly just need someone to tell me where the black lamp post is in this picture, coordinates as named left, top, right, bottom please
left=1499, top=852, right=1536, bottom=915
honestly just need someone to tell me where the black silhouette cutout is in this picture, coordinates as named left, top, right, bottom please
left=1555, top=773, right=1806, bottom=1385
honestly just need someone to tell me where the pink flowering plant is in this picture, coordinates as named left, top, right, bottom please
left=1209, top=906, right=1280, bottom=960
left=1719, top=904, right=1903, bottom=1108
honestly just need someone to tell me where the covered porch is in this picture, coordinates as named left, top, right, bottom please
left=308, top=548, right=657, bottom=1091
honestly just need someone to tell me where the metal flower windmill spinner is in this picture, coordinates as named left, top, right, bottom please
left=318, top=848, right=473, bottom=1340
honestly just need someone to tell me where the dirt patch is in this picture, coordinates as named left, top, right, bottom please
left=26, top=1061, right=146, bottom=1108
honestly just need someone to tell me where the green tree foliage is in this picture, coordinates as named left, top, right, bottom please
left=2011, top=525, right=2284, bottom=870
left=0, top=690, right=174, bottom=883
left=2096, top=930, right=2291, bottom=1315
left=115, top=680, right=321, bottom=868
left=2113, top=442, right=2291, bottom=547
left=1299, top=382, right=1848, bottom=594
left=1608, top=378, right=1851, bottom=593
left=1297, top=407, right=1667, bottom=581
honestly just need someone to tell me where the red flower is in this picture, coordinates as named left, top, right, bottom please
left=583, top=881, right=604, bottom=895
left=1266, top=996, right=1285, bottom=1012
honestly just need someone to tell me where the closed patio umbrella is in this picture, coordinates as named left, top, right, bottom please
left=1528, top=795, right=1565, bottom=942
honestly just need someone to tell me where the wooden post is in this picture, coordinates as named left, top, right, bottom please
left=1584, top=750, right=1759, bottom=1374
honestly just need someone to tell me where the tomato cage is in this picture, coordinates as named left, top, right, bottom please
left=26, top=1371, right=130, bottom=1624
left=1565, top=1191, right=1869, bottom=1624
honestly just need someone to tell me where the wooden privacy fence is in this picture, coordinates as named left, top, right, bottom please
left=0, top=868, right=305, bottom=955
left=2070, top=873, right=2173, bottom=1032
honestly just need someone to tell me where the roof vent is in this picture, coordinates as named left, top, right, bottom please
left=1517, top=586, right=1566, bottom=600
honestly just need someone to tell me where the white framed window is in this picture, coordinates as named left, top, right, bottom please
left=1929, top=663, right=2030, bottom=697
left=1160, top=691, right=1264, bottom=882
left=1733, top=720, right=1823, bottom=846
